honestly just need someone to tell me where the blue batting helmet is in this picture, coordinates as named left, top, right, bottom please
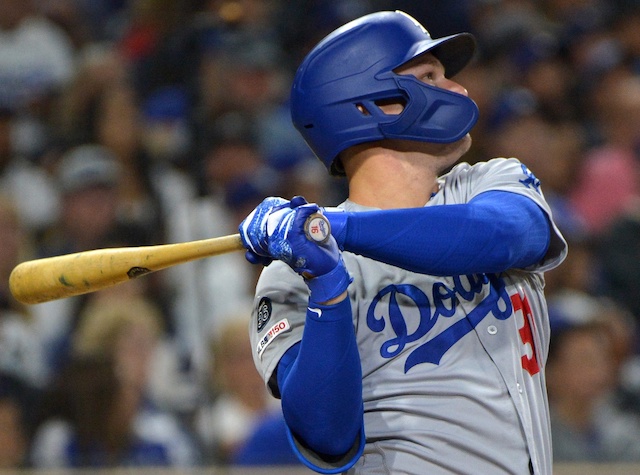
left=290, top=11, right=479, bottom=175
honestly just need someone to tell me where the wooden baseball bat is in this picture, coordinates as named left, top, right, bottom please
left=9, top=234, right=245, bottom=305
left=9, top=213, right=332, bottom=305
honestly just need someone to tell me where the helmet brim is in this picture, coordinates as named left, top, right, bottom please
left=404, top=32, right=477, bottom=78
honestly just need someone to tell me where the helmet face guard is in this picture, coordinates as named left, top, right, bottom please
left=291, top=11, right=480, bottom=174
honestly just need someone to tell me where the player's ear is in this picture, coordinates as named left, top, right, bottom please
left=331, top=156, right=346, bottom=176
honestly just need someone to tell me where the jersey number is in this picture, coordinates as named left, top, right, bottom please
left=511, top=293, right=540, bottom=376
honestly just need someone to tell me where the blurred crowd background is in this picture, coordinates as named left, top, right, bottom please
left=1, top=0, right=640, bottom=470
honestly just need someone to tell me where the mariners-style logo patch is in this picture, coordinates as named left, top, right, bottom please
left=257, top=297, right=272, bottom=332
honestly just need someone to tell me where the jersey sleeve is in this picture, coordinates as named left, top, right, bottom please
left=445, top=157, right=567, bottom=272
left=249, top=261, right=308, bottom=396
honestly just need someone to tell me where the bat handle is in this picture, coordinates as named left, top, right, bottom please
left=304, top=212, right=331, bottom=244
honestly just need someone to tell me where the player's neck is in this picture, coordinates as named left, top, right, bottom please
left=345, top=149, right=441, bottom=208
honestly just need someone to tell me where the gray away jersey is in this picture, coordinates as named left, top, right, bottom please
left=249, top=158, right=568, bottom=475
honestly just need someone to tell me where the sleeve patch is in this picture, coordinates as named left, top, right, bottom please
left=257, top=318, right=291, bottom=359
left=257, top=297, right=272, bottom=332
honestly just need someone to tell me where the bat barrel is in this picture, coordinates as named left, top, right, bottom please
left=9, top=234, right=245, bottom=305
left=9, top=249, right=149, bottom=305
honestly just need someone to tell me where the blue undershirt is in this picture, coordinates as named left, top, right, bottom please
left=335, top=190, right=551, bottom=275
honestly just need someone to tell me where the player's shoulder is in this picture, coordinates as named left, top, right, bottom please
left=438, top=157, right=544, bottom=203
left=447, top=157, right=523, bottom=177
left=443, top=157, right=535, bottom=189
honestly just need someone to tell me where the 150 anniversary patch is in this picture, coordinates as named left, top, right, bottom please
left=256, top=318, right=291, bottom=359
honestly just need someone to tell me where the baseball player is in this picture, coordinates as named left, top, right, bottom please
left=238, top=11, right=567, bottom=475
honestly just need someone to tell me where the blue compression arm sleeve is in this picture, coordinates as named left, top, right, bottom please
left=277, top=297, right=364, bottom=472
left=332, top=191, right=550, bottom=275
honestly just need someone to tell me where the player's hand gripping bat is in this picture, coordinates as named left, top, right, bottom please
left=9, top=213, right=331, bottom=305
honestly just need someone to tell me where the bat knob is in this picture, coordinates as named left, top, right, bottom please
left=304, top=212, right=331, bottom=244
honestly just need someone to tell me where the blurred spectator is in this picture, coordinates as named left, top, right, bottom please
left=276, top=156, right=347, bottom=209
left=544, top=234, right=601, bottom=302
left=40, top=0, right=129, bottom=50
left=39, top=143, right=148, bottom=256
left=612, top=5, right=640, bottom=73
left=76, top=264, right=202, bottom=418
left=139, top=85, right=203, bottom=233
left=52, top=42, right=128, bottom=146
left=275, top=0, right=377, bottom=64
left=94, top=79, right=165, bottom=237
left=569, top=72, right=640, bottom=236
left=29, top=295, right=199, bottom=468
left=0, top=195, right=47, bottom=389
left=142, top=85, right=194, bottom=171
left=193, top=317, right=287, bottom=464
left=547, top=294, right=640, bottom=462
left=517, top=38, right=580, bottom=122
left=200, top=112, right=276, bottom=213
left=141, top=85, right=201, bottom=249
left=469, top=0, right=555, bottom=62
left=119, top=0, right=198, bottom=100
left=0, top=0, right=75, bottom=112
left=196, top=30, right=308, bottom=171
left=195, top=0, right=287, bottom=69
left=0, top=108, right=60, bottom=233
left=48, top=38, right=166, bottom=237
left=31, top=144, right=153, bottom=379
left=0, top=0, right=77, bottom=163
left=0, top=372, right=31, bottom=469
left=0, top=194, right=29, bottom=311
left=599, top=201, right=640, bottom=326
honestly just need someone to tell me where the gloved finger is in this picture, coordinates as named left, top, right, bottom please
left=245, top=250, right=273, bottom=266
left=293, top=202, right=322, bottom=225
left=266, top=207, right=297, bottom=239
left=289, top=195, right=308, bottom=208
left=267, top=203, right=337, bottom=276
left=238, top=208, right=260, bottom=253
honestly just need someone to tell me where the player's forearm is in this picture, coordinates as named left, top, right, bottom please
left=277, top=298, right=364, bottom=458
left=327, top=191, right=550, bottom=275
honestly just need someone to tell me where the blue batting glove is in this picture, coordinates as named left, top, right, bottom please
left=238, top=196, right=309, bottom=266
left=268, top=204, right=352, bottom=303
left=239, top=196, right=289, bottom=265
left=243, top=250, right=273, bottom=266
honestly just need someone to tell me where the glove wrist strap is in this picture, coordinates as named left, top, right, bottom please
left=306, top=258, right=352, bottom=304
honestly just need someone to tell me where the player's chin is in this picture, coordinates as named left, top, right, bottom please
left=430, top=135, right=472, bottom=172
left=433, top=134, right=472, bottom=158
